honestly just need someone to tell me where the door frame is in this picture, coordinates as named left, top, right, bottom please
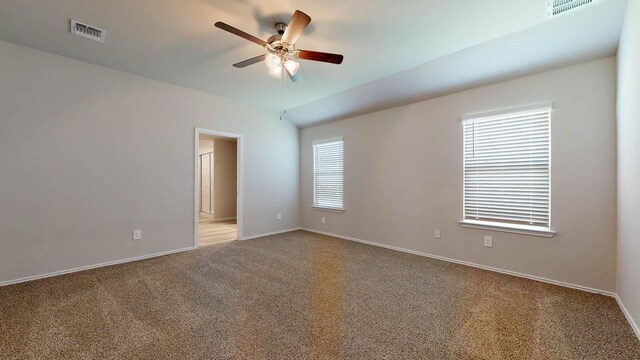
left=198, top=151, right=214, bottom=216
left=194, top=128, right=243, bottom=247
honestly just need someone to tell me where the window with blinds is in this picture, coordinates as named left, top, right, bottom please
left=313, top=139, right=344, bottom=210
left=462, top=106, right=552, bottom=233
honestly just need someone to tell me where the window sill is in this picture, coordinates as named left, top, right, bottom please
left=459, top=220, right=556, bottom=238
left=312, top=206, right=345, bottom=213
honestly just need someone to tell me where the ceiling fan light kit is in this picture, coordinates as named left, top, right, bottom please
left=265, top=53, right=281, bottom=69
left=214, top=10, right=344, bottom=82
left=265, top=53, right=300, bottom=79
left=267, top=63, right=283, bottom=79
left=284, top=59, right=300, bottom=76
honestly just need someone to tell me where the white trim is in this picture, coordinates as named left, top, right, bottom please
left=239, top=227, right=301, bottom=241
left=195, top=128, right=243, bottom=248
left=312, top=137, right=345, bottom=211
left=311, top=206, right=345, bottom=213
left=616, top=295, right=640, bottom=341
left=312, top=136, right=344, bottom=145
left=461, top=102, right=553, bottom=122
left=461, top=103, right=554, bottom=233
left=0, top=246, right=194, bottom=288
left=459, top=220, right=556, bottom=238
left=3, top=227, right=635, bottom=340
left=300, top=227, right=615, bottom=297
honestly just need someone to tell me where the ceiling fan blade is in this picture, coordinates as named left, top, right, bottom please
left=296, top=50, right=344, bottom=64
left=281, top=10, right=311, bottom=45
left=214, top=22, right=267, bottom=47
left=233, top=54, right=267, bottom=68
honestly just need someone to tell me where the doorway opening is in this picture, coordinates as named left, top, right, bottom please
left=195, top=129, right=242, bottom=247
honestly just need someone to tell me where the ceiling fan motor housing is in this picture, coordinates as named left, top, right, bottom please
left=267, top=34, right=282, bottom=45
left=267, top=26, right=295, bottom=57
left=275, top=22, right=287, bottom=36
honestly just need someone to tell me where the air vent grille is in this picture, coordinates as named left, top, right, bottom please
left=547, top=0, right=596, bottom=18
left=70, top=20, right=105, bottom=42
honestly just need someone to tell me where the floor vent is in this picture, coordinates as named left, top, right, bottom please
left=70, top=20, right=105, bottom=42
left=547, top=0, right=597, bottom=18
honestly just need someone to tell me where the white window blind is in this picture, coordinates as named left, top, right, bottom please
left=313, top=139, right=344, bottom=210
left=463, top=106, right=551, bottom=231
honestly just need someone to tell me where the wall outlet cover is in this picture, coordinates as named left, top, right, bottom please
left=277, top=212, right=282, bottom=220
left=484, top=235, right=493, bottom=248
left=435, top=229, right=441, bottom=239
left=321, top=217, right=326, bottom=224
left=133, top=229, right=142, bottom=240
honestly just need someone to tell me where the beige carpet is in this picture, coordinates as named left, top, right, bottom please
left=1, top=230, right=638, bottom=359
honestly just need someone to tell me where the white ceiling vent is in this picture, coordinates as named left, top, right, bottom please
left=547, top=0, right=599, bottom=18
left=70, top=20, right=105, bottom=42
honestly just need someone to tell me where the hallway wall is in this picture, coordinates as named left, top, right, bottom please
left=213, top=139, right=237, bottom=220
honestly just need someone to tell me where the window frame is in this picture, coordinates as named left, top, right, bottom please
left=312, top=137, right=345, bottom=213
left=459, top=104, right=556, bottom=237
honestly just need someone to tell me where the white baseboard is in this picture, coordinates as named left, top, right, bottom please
left=616, top=295, right=640, bottom=340
left=300, top=227, right=616, bottom=297
left=0, top=227, right=303, bottom=286
left=0, top=246, right=195, bottom=288
left=3, top=227, right=635, bottom=341
left=240, top=227, right=301, bottom=241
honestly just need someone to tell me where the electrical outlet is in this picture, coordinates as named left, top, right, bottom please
left=321, top=217, right=326, bottom=224
left=435, top=229, right=441, bottom=239
left=484, top=235, right=493, bottom=248
left=277, top=212, right=282, bottom=220
left=133, top=229, right=142, bottom=241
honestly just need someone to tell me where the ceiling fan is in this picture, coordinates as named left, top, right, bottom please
left=214, top=10, right=344, bottom=82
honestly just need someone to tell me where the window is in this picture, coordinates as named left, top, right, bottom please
left=460, top=105, right=554, bottom=237
left=313, top=138, right=344, bottom=211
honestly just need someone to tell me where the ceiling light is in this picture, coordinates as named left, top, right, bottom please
left=284, top=60, right=300, bottom=76
left=265, top=53, right=281, bottom=70
left=268, top=65, right=283, bottom=79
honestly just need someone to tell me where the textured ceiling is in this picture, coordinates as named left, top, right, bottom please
left=0, top=0, right=627, bottom=127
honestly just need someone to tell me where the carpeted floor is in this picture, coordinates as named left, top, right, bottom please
left=1, top=230, right=638, bottom=359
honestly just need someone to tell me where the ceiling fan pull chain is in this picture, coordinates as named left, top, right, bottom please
left=283, top=69, right=287, bottom=117
left=279, top=69, right=283, bottom=120
left=280, top=67, right=287, bottom=120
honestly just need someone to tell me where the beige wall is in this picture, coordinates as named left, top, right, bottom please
left=0, top=40, right=300, bottom=284
left=617, top=0, right=640, bottom=331
left=300, top=57, right=617, bottom=292
left=213, top=139, right=237, bottom=220
left=199, top=138, right=213, bottom=155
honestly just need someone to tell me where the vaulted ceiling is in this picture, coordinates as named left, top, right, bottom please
left=0, top=0, right=628, bottom=127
